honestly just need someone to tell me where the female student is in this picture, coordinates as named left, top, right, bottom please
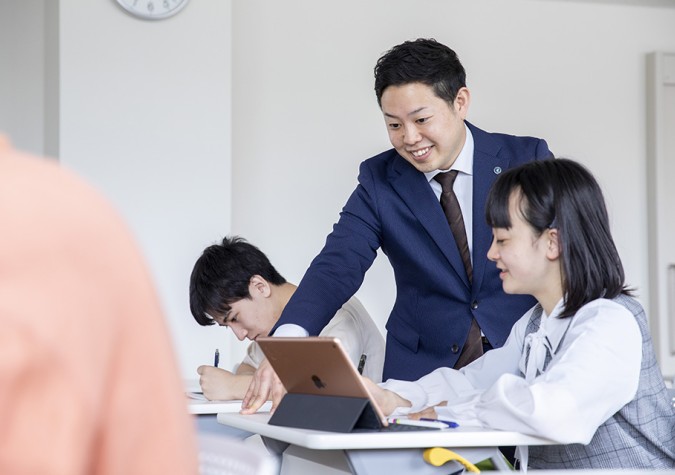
left=365, top=159, right=675, bottom=469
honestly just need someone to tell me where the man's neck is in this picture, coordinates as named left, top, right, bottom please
left=271, top=282, right=297, bottom=320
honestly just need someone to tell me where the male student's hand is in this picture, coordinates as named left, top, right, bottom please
left=197, top=365, right=251, bottom=401
left=241, top=357, right=286, bottom=414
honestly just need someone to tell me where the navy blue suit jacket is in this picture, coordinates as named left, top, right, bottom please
left=277, top=123, right=553, bottom=381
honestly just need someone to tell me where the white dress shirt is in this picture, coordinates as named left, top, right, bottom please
left=381, top=297, right=642, bottom=445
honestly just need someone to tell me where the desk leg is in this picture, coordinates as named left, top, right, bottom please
left=259, top=436, right=289, bottom=475
left=280, top=445, right=352, bottom=475
left=260, top=436, right=290, bottom=456
left=194, top=414, right=253, bottom=439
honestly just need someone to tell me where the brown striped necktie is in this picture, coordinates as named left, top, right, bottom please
left=434, top=170, right=483, bottom=367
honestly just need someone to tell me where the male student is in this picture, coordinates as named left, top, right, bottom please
left=243, top=38, right=553, bottom=413
left=0, top=135, right=198, bottom=474
left=189, top=236, right=385, bottom=400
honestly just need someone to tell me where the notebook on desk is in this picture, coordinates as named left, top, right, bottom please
left=257, top=336, right=438, bottom=433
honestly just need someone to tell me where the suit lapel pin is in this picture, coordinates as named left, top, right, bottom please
left=493, top=166, right=502, bottom=175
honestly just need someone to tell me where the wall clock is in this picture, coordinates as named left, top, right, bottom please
left=115, top=0, right=190, bottom=20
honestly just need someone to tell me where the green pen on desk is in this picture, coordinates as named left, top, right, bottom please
left=214, top=348, right=220, bottom=368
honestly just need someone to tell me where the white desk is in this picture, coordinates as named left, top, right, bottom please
left=217, top=412, right=557, bottom=475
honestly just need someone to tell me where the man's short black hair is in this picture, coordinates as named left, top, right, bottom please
left=374, top=38, right=466, bottom=107
left=189, top=236, right=286, bottom=326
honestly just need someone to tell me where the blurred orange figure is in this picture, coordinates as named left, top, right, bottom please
left=0, top=136, right=198, bottom=475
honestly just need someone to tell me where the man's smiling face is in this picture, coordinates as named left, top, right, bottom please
left=381, top=82, right=469, bottom=173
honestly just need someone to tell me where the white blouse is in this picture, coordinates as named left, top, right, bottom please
left=381, top=298, right=642, bottom=444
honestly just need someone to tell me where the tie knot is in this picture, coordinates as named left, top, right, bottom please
left=434, top=170, right=459, bottom=192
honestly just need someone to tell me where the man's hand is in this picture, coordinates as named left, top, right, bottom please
left=241, top=357, right=286, bottom=414
left=197, top=365, right=251, bottom=401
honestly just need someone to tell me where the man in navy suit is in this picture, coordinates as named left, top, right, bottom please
left=242, top=38, right=552, bottom=413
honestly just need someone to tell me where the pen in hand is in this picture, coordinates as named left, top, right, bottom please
left=214, top=348, right=220, bottom=368
left=357, top=354, right=367, bottom=375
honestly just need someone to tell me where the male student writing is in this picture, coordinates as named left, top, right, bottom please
left=242, top=38, right=553, bottom=414
left=190, top=236, right=384, bottom=400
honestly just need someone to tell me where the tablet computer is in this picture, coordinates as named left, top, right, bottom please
left=257, top=336, right=439, bottom=432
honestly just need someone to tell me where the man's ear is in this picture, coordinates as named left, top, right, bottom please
left=249, top=275, right=272, bottom=298
left=454, top=87, right=471, bottom=119
left=546, top=229, right=560, bottom=260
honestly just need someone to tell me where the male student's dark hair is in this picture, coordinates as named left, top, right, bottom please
left=189, top=236, right=286, bottom=326
left=373, top=38, right=466, bottom=107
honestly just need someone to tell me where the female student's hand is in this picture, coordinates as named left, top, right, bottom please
left=408, top=406, right=439, bottom=420
left=240, top=357, right=286, bottom=414
left=362, top=376, right=412, bottom=416
left=197, top=365, right=251, bottom=401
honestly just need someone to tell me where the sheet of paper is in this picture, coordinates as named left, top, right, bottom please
left=186, top=392, right=246, bottom=404
left=186, top=391, right=209, bottom=401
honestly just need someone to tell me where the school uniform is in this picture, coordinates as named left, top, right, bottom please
left=381, top=294, right=675, bottom=469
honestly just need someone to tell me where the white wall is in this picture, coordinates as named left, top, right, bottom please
left=0, top=0, right=45, bottom=156
left=58, top=0, right=243, bottom=379
left=2, top=0, right=675, bottom=378
left=231, top=0, right=675, bottom=374
left=0, top=0, right=245, bottom=379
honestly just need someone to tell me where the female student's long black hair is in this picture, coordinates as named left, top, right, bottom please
left=485, top=158, right=631, bottom=317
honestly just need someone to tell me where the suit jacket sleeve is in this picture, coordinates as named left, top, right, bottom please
left=274, top=160, right=382, bottom=335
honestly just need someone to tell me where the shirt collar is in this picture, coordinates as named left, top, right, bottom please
left=542, top=297, right=566, bottom=320
left=424, top=123, right=474, bottom=183
left=537, top=297, right=573, bottom=353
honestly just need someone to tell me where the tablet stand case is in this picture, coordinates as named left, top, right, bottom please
left=268, top=393, right=382, bottom=432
